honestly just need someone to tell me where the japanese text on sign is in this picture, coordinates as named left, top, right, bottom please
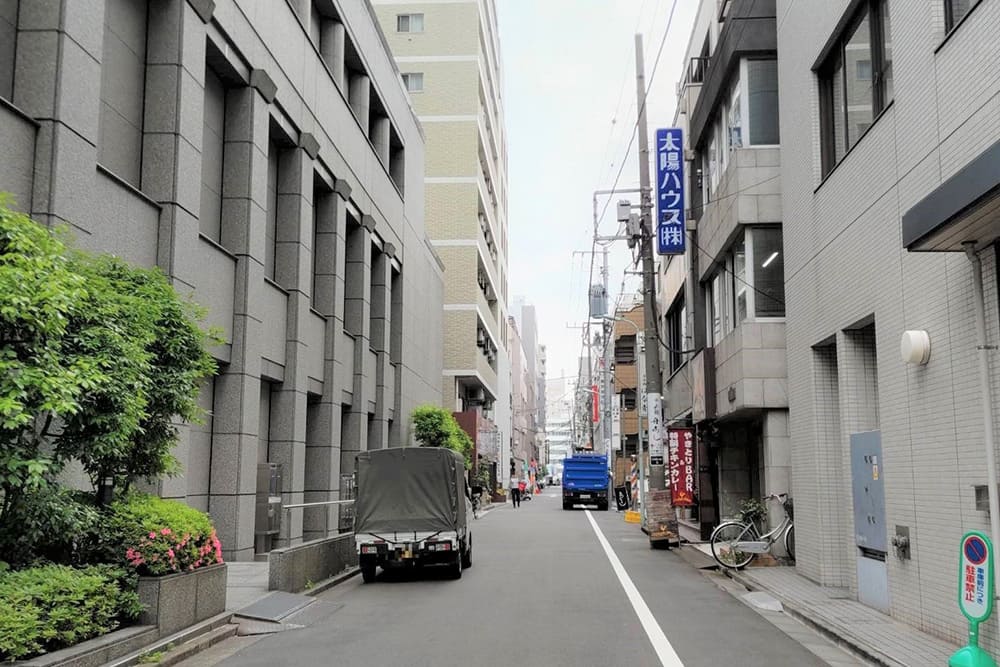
left=647, top=393, right=663, bottom=465
left=667, top=427, right=695, bottom=506
left=958, top=531, right=994, bottom=624
left=655, top=128, right=685, bottom=255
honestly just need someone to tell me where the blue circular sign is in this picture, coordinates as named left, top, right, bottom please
left=965, top=535, right=988, bottom=566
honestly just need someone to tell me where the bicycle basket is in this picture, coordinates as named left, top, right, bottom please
left=784, top=496, right=794, bottom=521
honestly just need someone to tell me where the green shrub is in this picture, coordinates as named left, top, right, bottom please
left=0, top=563, right=140, bottom=662
left=411, top=405, right=473, bottom=468
left=109, top=494, right=223, bottom=576
left=0, top=487, right=101, bottom=568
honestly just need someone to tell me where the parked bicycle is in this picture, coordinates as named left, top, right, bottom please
left=710, top=493, right=795, bottom=569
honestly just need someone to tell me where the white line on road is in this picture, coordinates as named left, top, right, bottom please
left=585, top=510, right=685, bottom=667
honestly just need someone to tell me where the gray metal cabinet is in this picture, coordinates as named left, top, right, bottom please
left=851, top=431, right=887, bottom=553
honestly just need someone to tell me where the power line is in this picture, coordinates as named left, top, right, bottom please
left=594, top=0, right=681, bottom=233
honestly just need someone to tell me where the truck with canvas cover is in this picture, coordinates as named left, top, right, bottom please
left=354, top=447, right=473, bottom=582
left=562, top=453, right=610, bottom=510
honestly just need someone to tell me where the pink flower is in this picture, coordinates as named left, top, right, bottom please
left=167, top=549, right=175, bottom=559
left=148, top=531, right=157, bottom=539
left=161, top=527, right=171, bottom=536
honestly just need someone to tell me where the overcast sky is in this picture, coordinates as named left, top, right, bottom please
left=496, top=0, right=699, bottom=388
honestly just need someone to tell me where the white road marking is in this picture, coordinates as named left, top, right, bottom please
left=585, top=510, right=685, bottom=667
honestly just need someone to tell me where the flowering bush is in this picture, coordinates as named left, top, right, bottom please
left=110, top=494, right=223, bottom=576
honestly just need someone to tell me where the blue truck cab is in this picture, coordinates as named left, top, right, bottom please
left=562, top=454, right=609, bottom=510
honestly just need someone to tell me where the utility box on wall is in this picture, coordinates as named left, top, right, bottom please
left=255, top=463, right=284, bottom=537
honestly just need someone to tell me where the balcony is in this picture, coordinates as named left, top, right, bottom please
left=712, top=321, right=787, bottom=420
left=689, top=0, right=777, bottom=149
left=697, top=147, right=782, bottom=282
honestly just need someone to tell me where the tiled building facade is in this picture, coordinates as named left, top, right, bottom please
left=778, top=0, right=1000, bottom=649
left=0, top=0, right=444, bottom=560
left=372, top=0, right=510, bottom=430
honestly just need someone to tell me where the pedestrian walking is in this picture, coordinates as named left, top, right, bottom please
left=509, top=475, right=521, bottom=508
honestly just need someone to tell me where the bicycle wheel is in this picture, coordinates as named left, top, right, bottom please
left=710, top=521, right=758, bottom=569
left=784, top=524, right=795, bottom=561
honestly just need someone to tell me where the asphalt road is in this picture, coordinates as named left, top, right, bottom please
left=186, top=492, right=857, bottom=666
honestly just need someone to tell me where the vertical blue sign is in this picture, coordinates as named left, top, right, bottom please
left=655, top=128, right=685, bottom=255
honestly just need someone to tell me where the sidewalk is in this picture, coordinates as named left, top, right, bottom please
left=726, top=565, right=959, bottom=666
left=225, top=561, right=270, bottom=611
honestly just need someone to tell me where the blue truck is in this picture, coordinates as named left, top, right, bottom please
left=562, top=454, right=610, bottom=510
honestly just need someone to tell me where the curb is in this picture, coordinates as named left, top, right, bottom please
left=304, top=566, right=361, bottom=597
left=723, top=569, right=904, bottom=667
left=106, top=611, right=236, bottom=667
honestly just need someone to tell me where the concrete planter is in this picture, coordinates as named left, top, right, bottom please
left=137, top=563, right=227, bottom=636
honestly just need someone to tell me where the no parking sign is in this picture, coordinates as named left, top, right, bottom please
left=951, top=532, right=997, bottom=667
left=959, top=532, right=994, bottom=623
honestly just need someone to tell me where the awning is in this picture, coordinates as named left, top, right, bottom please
left=902, top=139, right=1000, bottom=251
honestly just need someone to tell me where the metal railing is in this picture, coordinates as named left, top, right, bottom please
left=281, top=499, right=356, bottom=543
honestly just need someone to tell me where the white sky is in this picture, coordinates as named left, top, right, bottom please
left=496, top=0, right=699, bottom=385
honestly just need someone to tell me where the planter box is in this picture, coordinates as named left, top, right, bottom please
left=137, top=563, right=227, bottom=636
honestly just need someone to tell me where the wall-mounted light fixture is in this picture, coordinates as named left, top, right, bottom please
left=900, top=330, right=931, bottom=365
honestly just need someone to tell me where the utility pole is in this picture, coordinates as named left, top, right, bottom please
left=634, top=33, right=666, bottom=492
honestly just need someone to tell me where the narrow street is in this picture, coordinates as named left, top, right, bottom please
left=183, top=494, right=860, bottom=667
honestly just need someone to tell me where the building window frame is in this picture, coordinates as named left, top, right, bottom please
left=704, top=227, right=785, bottom=346
left=401, top=72, right=423, bottom=93
left=817, top=0, right=893, bottom=177
left=396, top=13, right=424, bottom=33
left=666, top=296, right=686, bottom=374
left=944, top=0, right=982, bottom=34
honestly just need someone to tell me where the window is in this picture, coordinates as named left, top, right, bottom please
left=728, top=79, right=742, bottom=150
left=401, top=72, right=423, bottom=92
left=818, top=0, right=893, bottom=175
left=266, top=135, right=294, bottom=283
left=734, top=237, right=747, bottom=323
left=615, top=335, right=636, bottom=365
left=0, top=0, right=16, bottom=100
left=747, top=60, right=780, bottom=145
left=666, top=297, right=686, bottom=373
left=856, top=60, right=872, bottom=81
left=622, top=389, right=637, bottom=411
left=704, top=228, right=784, bottom=345
left=200, top=66, right=227, bottom=243
left=945, top=0, right=973, bottom=32
left=98, top=0, right=149, bottom=187
left=397, top=13, right=424, bottom=33
left=753, top=227, right=785, bottom=317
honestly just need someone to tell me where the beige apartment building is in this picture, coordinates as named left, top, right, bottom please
left=372, top=0, right=510, bottom=426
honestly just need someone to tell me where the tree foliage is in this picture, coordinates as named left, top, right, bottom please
left=0, top=202, right=217, bottom=562
left=410, top=405, right=473, bottom=468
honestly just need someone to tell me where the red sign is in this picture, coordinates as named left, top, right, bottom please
left=592, top=384, right=600, bottom=423
left=667, top=427, right=695, bottom=506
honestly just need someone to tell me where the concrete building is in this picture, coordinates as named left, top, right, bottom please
left=508, top=316, right=538, bottom=479
left=544, top=376, right=573, bottom=481
left=372, top=0, right=511, bottom=430
left=611, top=302, right=646, bottom=485
left=778, top=0, right=1000, bottom=649
left=513, top=299, right=547, bottom=466
left=661, top=0, right=789, bottom=541
left=0, top=0, right=444, bottom=560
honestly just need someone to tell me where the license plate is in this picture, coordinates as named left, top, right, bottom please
left=361, top=545, right=378, bottom=554
left=580, top=494, right=591, bottom=499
